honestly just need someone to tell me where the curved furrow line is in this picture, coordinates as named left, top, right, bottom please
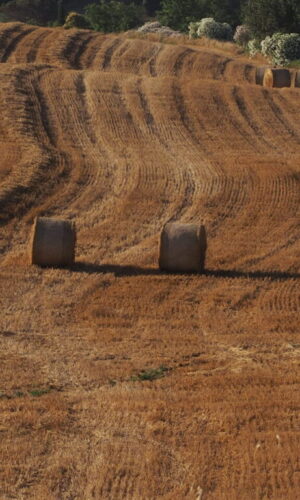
left=171, top=78, right=204, bottom=146
left=239, top=227, right=300, bottom=272
left=77, top=71, right=144, bottom=258
left=243, top=62, right=256, bottom=83
left=153, top=45, right=197, bottom=78
left=27, top=28, right=73, bottom=66
left=260, top=281, right=300, bottom=313
left=18, top=29, right=94, bottom=68
left=173, top=47, right=197, bottom=77
left=78, top=74, right=207, bottom=261
left=216, top=157, right=299, bottom=266
left=121, top=77, right=198, bottom=228
left=106, top=39, right=132, bottom=69
left=99, top=37, right=123, bottom=70
left=169, top=81, right=237, bottom=218
left=0, top=22, right=24, bottom=60
left=0, top=65, right=69, bottom=244
left=0, top=26, right=52, bottom=64
left=72, top=33, right=98, bottom=70
left=143, top=77, right=220, bottom=205
left=0, top=25, right=36, bottom=62
left=107, top=38, right=159, bottom=76
left=60, top=30, right=97, bottom=69
left=32, top=69, right=109, bottom=221
left=137, top=77, right=249, bottom=228
left=170, top=48, right=235, bottom=83
left=214, top=56, right=232, bottom=80
left=56, top=30, right=89, bottom=69
left=231, top=86, right=279, bottom=152
left=148, top=44, right=164, bottom=77
left=230, top=86, right=287, bottom=151
left=268, top=172, right=298, bottom=212
left=203, top=174, right=250, bottom=239
left=25, top=28, right=53, bottom=63
left=77, top=32, right=108, bottom=69
left=83, top=75, right=168, bottom=255
left=252, top=169, right=299, bottom=219
left=208, top=84, right=258, bottom=151
left=261, top=88, right=300, bottom=146
left=169, top=79, right=253, bottom=227
left=223, top=59, right=255, bottom=84
left=129, top=99, right=195, bottom=225
left=270, top=90, right=300, bottom=146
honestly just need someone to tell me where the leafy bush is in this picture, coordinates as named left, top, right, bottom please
left=247, top=38, right=261, bottom=57
left=85, top=1, right=145, bottom=33
left=64, top=12, right=92, bottom=30
left=188, top=21, right=201, bottom=39
left=196, top=17, right=233, bottom=41
left=234, top=25, right=252, bottom=46
left=261, top=32, right=300, bottom=66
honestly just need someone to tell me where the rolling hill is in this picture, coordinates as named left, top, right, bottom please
left=0, top=22, right=299, bottom=499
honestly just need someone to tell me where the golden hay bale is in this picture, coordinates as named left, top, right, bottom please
left=30, top=217, right=76, bottom=267
left=159, top=222, right=207, bottom=273
left=255, top=66, right=269, bottom=85
left=295, top=71, right=300, bottom=88
left=263, top=68, right=291, bottom=88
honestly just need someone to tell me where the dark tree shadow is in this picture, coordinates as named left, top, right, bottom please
left=72, top=262, right=299, bottom=281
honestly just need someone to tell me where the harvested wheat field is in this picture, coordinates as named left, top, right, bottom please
left=0, top=22, right=299, bottom=499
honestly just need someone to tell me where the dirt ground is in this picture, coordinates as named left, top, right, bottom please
left=0, top=23, right=299, bottom=499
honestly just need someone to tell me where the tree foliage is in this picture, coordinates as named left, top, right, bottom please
left=243, top=0, right=300, bottom=39
left=209, top=0, right=246, bottom=26
left=157, top=0, right=209, bottom=32
left=0, top=0, right=60, bottom=25
left=261, top=32, right=300, bottom=65
left=85, top=0, right=145, bottom=32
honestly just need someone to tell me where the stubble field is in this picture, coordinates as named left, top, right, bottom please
left=0, top=22, right=299, bottom=499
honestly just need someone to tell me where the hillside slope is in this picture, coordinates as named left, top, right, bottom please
left=0, top=23, right=299, bottom=499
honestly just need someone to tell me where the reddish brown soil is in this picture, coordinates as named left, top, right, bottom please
left=0, top=23, right=299, bottom=499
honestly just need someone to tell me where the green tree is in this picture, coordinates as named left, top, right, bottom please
left=0, top=0, right=61, bottom=25
left=243, top=0, right=300, bottom=39
left=157, top=0, right=209, bottom=32
left=85, top=0, right=145, bottom=32
left=209, top=0, right=246, bottom=26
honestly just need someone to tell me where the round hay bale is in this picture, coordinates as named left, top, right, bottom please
left=263, top=68, right=291, bottom=88
left=255, top=66, right=269, bottom=85
left=30, top=217, right=76, bottom=267
left=159, top=222, right=207, bottom=273
left=295, top=71, right=300, bottom=88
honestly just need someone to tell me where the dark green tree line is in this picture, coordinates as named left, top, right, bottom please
left=243, top=0, right=300, bottom=38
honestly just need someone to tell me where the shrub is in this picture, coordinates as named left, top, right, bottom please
left=234, top=25, right=252, bottom=46
left=247, top=38, right=261, bottom=57
left=261, top=32, right=300, bottom=66
left=196, top=17, right=233, bottom=41
left=188, top=21, right=201, bottom=39
left=64, top=12, right=92, bottom=30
